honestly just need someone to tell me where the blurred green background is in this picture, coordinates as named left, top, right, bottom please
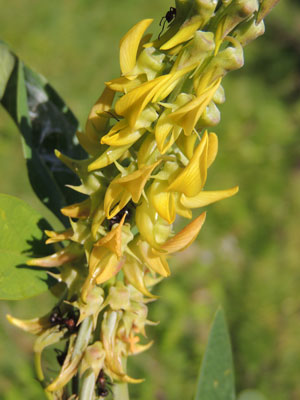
left=0, top=0, right=299, bottom=399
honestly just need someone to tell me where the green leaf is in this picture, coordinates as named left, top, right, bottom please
left=194, top=308, right=235, bottom=400
left=0, top=41, right=15, bottom=100
left=0, top=42, right=87, bottom=226
left=0, top=193, right=55, bottom=300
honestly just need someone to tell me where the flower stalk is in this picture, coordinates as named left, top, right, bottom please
left=7, top=0, right=276, bottom=398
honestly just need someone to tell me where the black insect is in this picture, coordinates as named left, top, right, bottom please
left=108, top=209, right=129, bottom=228
left=55, top=348, right=67, bottom=366
left=96, top=369, right=112, bottom=397
left=108, top=203, right=135, bottom=229
left=49, top=307, right=63, bottom=325
left=49, top=307, right=79, bottom=333
left=158, top=7, right=176, bottom=39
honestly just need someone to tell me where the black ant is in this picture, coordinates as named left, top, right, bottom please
left=49, top=307, right=79, bottom=333
left=55, top=348, right=67, bottom=366
left=96, top=369, right=112, bottom=397
left=108, top=209, right=129, bottom=228
left=108, top=202, right=136, bottom=229
left=158, top=7, right=176, bottom=39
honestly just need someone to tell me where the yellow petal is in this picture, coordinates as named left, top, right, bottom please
left=114, top=161, right=161, bottom=203
left=160, top=16, right=203, bottom=50
left=120, top=19, right=153, bottom=76
left=207, top=132, right=218, bottom=167
left=85, top=86, right=115, bottom=142
left=149, top=180, right=176, bottom=224
left=27, top=244, right=83, bottom=267
left=161, top=212, right=206, bottom=253
left=88, top=144, right=130, bottom=171
left=135, top=198, right=171, bottom=248
left=155, top=110, right=182, bottom=154
left=173, top=192, right=192, bottom=219
left=151, top=64, right=195, bottom=103
left=95, top=256, right=124, bottom=285
left=101, top=120, right=145, bottom=146
left=61, top=198, right=91, bottom=219
left=45, top=228, right=73, bottom=244
left=91, top=206, right=106, bottom=240
left=81, top=248, right=124, bottom=301
left=137, top=135, right=159, bottom=168
left=6, top=314, right=50, bottom=335
left=168, top=78, right=221, bottom=136
left=176, top=131, right=198, bottom=160
left=104, top=183, right=132, bottom=219
left=95, top=213, right=126, bottom=258
left=181, top=186, right=239, bottom=208
left=115, top=74, right=170, bottom=129
left=167, top=131, right=208, bottom=197
left=123, top=256, right=158, bottom=298
left=129, top=340, right=153, bottom=355
left=106, top=75, right=145, bottom=92
left=135, top=239, right=170, bottom=277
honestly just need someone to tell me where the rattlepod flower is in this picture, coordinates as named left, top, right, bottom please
left=7, top=0, right=277, bottom=398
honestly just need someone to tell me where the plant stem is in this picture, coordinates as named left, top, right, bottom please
left=72, top=315, right=93, bottom=361
left=34, top=351, right=44, bottom=382
left=113, top=357, right=129, bottom=400
left=113, top=382, right=129, bottom=400
left=79, top=369, right=96, bottom=400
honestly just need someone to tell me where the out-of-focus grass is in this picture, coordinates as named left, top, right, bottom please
left=0, top=1, right=300, bottom=399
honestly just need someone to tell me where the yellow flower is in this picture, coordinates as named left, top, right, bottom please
left=119, top=19, right=153, bottom=78
left=8, top=0, right=271, bottom=395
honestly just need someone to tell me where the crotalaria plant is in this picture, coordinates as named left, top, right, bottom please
left=0, top=0, right=279, bottom=399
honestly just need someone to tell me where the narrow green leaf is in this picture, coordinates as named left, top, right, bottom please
left=0, top=193, right=55, bottom=300
left=194, top=308, right=235, bottom=400
left=0, top=42, right=87, bottom=226
left=0, top=41, right=15, bottom=100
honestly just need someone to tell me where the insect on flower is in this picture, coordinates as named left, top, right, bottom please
left=96, top=369, right=112, bottom=397
left=54, top=348, right=67, bottom=366
left=158, top=7, right=176, bottom=38
left=49, top=307, right=79, bottom=333
left=108, top=203, right=135, bottom=229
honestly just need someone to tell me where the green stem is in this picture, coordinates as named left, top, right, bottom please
left=113, top=358, right=129, bottom=400
left=113, top=382, right=129, bottom=400
left=72, top=315, right=93, bottom=361
left=34, top=350, right=53, bottom=400
left=34, top=351, right=44, bottom=382
left=79, top=369, right=96, bottom=400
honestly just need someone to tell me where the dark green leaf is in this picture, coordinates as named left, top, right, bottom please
left=0, top=193, right=55, bottom=300
left=0, top=43, right=87, bottom=226
left=194, top=308, right=235, bottom=400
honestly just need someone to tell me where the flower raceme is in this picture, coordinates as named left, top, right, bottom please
left=7, top=0, right=277, bottom=396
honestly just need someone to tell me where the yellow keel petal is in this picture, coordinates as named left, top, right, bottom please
left=161, top=212, right=206, bottom=253
left=181, top=186, right=239, bottom=208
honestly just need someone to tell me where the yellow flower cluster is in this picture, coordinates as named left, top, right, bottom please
left=8, top=0, right=277, bottom=397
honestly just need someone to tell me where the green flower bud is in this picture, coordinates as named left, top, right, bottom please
left=234, top=17, right=265, bottom=46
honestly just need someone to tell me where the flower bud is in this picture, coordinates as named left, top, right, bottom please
left=234, top=17, right=265, bottom=46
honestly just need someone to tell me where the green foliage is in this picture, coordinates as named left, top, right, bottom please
left=0, top=43, right=86, bottom=226
left=195, top=308, right=235, bottom=400
left=0, top=194, right=54, bottom=299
